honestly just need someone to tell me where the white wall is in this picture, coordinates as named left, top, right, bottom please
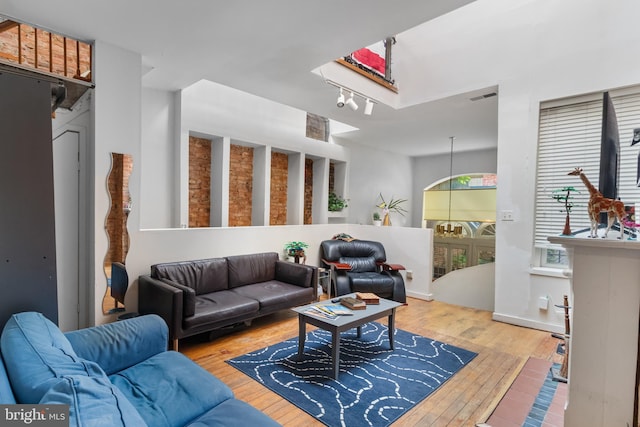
left=345, top=141, right=414, bottom=226
left=92, top=41, right=142, bottom=324
left=89, top=46, right=432, bottom=325
left=412, top=0, right=640, bottom=331
left=432, top=263, right=495, bottom=311
left=88, top=0, right=640, bottom=331
left=181, top=80, right=350, bottom=160
left=140, top=88, right=176, bottom=229
left=412, top=148, right=497, bottom=228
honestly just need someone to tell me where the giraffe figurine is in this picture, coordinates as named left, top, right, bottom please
left=568, top=167, right=627, bottom=239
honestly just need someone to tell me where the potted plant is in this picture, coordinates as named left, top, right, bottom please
left=376, top=193, right=408, bottom=226
left=284, top=241, right=308, bottom=264
left=328, top=192, right=348, bottom=212
left=552, top=186, right=580, bottom=235
left=372, top=211, right=382, bottom=226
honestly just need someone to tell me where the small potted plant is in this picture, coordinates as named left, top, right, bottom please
left=284, top=241, right=308, bottom=264
left=328, top=192, right=348, bottom=212
left=376, top=193, right=408, bottom=226
left=372, top=211, right=382, bottom=226
left=552, top=186, right=580, bottom=235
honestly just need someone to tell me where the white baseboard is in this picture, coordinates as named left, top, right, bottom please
left=492, top=312, right=564, bottom=334
left=406, top=290, right=432, bottom=301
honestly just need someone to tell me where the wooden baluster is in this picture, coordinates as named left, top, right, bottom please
left=17, top=23, right=21, bottom=64
left=63, top=37, right=67, bottom=77
left=34, top=27, right=38, bottom=69
left=75, top=40, right=80, bottom=78
left=88, top=43, right=92, bottom=80
left=48, top=32, right=52, bottom=73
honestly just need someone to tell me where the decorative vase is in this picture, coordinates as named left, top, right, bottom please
left=383, top=213, right=391, bottom=226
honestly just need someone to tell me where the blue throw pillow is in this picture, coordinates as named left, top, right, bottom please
left=0, top=312, right=106, bottom=403
left=40, top=375, right=147, bottom=427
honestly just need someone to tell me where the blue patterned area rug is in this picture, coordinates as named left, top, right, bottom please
left=227, top=322, right=477, bottom=427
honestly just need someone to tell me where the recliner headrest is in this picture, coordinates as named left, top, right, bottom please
left=320, top=239, right=386, bottom=262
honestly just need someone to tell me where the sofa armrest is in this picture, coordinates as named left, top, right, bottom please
left=64, top=314, right=168, bottom=375
left=275, top=260, right=315, bottom=288
left=138, top=275, right=184, bottom=343
left=382, top=263, right=405, bottom=271
left=322, top=259, right=352, bottom=270
left=158, top=278, right=196, bottom=317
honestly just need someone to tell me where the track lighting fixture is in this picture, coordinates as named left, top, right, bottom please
left=326, top=80, right=377, bottom=115
left=336, top=88, right=345, bottom=108
left=364, top=98, right=374, bottom=115
left=345, top=92, right=358, bottom=111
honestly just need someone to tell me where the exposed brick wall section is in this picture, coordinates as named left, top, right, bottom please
left=329, top=162, right=335, bottom=193
left=306, top=113, right=329, bottom=142
left=189, top=136, right=211, bottom=227
left=0, top=22, right=91, bottom=79
left=304, top=159, right=314, bottom=224
left=229, top=145, right=254, bottom=226
left=270, top=152, right=288, bottom=225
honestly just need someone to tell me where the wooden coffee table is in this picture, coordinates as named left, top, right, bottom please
left=292, top=294, right=403, bottom=379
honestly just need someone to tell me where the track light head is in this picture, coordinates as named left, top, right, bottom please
left=364, top=98, right=374, bottom=115
left=336, top=88, right=345, bottom=108
left=345, top=92, right=358, bottom=111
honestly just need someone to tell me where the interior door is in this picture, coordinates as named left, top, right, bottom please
left=53, top=130, right=80, bottom=331
left=0, top=72, right=58, bottom=329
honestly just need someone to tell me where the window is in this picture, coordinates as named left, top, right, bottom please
left=337, top=37, right=398, bottom=92
left=534, top=87, right=640, bottom=267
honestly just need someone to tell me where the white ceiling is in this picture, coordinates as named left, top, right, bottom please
left=2, top=0, right=498, bottom=157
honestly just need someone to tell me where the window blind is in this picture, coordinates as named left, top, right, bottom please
left=534, top=89, right=640, bottom=247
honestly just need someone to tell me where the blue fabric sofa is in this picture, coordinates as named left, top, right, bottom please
left=0, top=312, right=280, bottom=427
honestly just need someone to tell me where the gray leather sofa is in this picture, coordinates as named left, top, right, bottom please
left=139, top=252, right=317, bottom=350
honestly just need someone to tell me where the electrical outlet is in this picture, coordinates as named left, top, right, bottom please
left=538, top=296, right=549, bottom=310
left=501, top=210, right=514, bottom=221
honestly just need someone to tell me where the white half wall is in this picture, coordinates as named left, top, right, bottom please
left=345, top=141, right=414, bottom=227
left=431, top=263, right=495, bottom=312
left=121, top=224, right=433, bottom=324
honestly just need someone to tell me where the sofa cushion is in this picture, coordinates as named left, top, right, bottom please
left=187, top=398, right=282, bottom=427
left=40, top=375, right=147, bottom=427
left=110, top=351, right=234, bottom=427
left=152, top=258, right=229, bottom=295
left=339, top=256, right=377, bottom=273
left=227, top=252, right=278, bottom=288
left=347, top=272, right=395, bottom=295
left=184, top=290, right=259, bottom=329
left=231, top=281, right=315, bottom=310
left=1, top=312, right=106, bottom=403
left=0, top=354, right=16, bottom=404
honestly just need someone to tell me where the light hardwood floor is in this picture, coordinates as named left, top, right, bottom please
left=181, top=297, right=561, bottom=426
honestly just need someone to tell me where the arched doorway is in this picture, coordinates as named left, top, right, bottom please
left=423, top=173, right=496, bottom=279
